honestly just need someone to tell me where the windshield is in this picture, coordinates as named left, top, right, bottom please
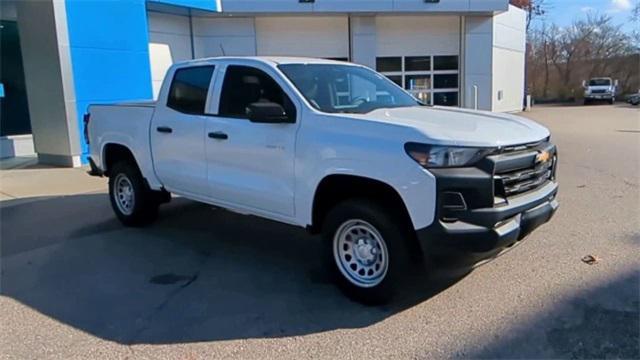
left=278, top=64, right=420, bottom=114
left=589, top=79, right=611, bottom=86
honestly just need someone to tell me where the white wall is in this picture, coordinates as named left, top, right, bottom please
left=255, top=16, right=349, bottom=58
left=376, top=16, right=460, bottom=57
left=192, top=17, right=256, bottom=58
left=145, top=8, right=525, bottom=112
left=147, top=12, right=193, bottom=98
left=462, top=5, right=525, bottom=113
left=350, top=16, right=376, bottom=68
left=491, top=5, right=526, bottom=112
left=463, top=16, right=493, bottom=111
left=220, top=0, right=509, bottom=13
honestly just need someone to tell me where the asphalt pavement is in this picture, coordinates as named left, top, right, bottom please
left=1, top=104, right=638, bottom=359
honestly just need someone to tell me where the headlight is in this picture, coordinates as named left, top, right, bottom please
left=405, top=143, right=495, bottom=168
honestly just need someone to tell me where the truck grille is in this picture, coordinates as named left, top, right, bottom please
left=496, top=160, right=554, bottom=197
left=492, top=142, right=556, bottom=198
left=591, top=89, right=607, bottom=94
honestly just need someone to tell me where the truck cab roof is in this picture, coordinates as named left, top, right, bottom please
left=173, top=56, right=355, bottom=68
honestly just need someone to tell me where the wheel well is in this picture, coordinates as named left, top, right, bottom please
left=102, top=144, right=137, bottom=176
left=310, top=175, right=414, bottom=234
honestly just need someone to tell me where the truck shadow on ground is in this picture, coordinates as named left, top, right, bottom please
left=466, top=270, right=639, bottom=359
left=1, top=194, right=469, bottom=345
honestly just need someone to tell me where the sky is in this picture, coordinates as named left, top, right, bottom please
left=536, top=0, right=637, bottom=33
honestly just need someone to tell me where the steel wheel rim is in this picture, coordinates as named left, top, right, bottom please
left=114, top=173, right=135, bottom=216
left=333, top=219, right=389, bottom=288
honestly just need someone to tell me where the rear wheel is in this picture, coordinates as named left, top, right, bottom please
left=323, top=199, right=412, bottom=304
left=109, top=161, right=161, bottom=226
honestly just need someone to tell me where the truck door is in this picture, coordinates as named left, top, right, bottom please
left=150, top=65, right=215, bottom=197
left=205, top=64, right=299, bottom=217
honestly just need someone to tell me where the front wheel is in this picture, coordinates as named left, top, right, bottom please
left=323, top=199, right=412, bottom=304
left=109, top=161, right=160, bottom=226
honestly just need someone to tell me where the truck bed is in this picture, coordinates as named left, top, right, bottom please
left=88, top=101, right=161, bottom=189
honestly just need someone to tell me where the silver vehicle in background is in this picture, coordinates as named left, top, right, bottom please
left=626, top=91, right=640, bottom=106
left=582, top=78, right=618, bottom=105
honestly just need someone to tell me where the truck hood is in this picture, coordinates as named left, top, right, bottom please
left=343, top=106, right=550, bottom=147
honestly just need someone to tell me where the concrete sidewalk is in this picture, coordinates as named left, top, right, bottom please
left=0, top=156, right=106, bottom=202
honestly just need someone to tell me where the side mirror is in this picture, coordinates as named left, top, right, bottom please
left=246, top=102, right=293, bottom=123
left=581, top=80, right=587, bottom=88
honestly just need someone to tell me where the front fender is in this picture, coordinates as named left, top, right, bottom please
left=296, top=157, right=437, bottom=231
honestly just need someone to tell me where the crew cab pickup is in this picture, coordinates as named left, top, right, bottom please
left=86, top=57, right=558, bottom=303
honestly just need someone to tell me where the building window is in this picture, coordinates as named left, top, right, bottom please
left=404, top=56, right=431, bottom=72
left=434, top=56, right=459, bottom=71
left=376, top=55, right=459, bottom=106
left=326, top=57, right=349, bottom=62
left=376, top=57, right=402, bottom=72
left=434, top=92, right=458, bottom=106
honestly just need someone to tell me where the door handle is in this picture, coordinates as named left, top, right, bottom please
left=208, top=131, right=228, bottom=140
left=156, top=126, right=173, bottom=134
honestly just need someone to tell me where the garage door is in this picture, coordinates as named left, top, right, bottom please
left=255, top=16, right=349, bottom=59
left=375, top=16, right=461, bottom=106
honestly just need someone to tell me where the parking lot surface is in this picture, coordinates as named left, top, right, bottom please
left=1, top=105, right=638, bottom=359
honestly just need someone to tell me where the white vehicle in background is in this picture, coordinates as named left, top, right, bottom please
left=583, top=77, right=618, bottom=105
left=85, top=57, right=559, bottom=304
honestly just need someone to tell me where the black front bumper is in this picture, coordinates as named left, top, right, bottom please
left=416, top=141, right=559, bottom=257
left=417, top=182, right=558, bottom=255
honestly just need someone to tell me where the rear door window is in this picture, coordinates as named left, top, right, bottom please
left=167, top=66, right=215, bottom=115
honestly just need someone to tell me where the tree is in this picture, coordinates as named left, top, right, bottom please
left=631, top=0, right=640, bottom=50
left=580, top=15, right=635, bottom=79
left=526, top=14, right=638, bottom=100
left=510, top=0, right=548, bottom=32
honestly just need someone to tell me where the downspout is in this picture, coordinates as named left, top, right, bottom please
left=459, top=16, right=465, bottom=108
left=188, top=9, right=195, bottom=59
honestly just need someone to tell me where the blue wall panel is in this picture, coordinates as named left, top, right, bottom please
left=148, top=0, right=218, bottom=11
left=65, top=0, right=153, bottom=161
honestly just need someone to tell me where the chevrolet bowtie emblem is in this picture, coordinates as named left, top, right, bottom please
left=536, top=150, right=551, bottom=163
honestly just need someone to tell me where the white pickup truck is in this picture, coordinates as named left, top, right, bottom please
left=86, top=57, right=558, bottom=303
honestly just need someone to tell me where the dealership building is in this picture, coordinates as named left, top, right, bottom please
left=0, top=0, right=525, bottom=166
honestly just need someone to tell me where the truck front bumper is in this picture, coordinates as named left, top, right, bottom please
left=585, top=94, right=613, bottom=100
left=415, top=141, right=559, bottom=259
left=416, top=181, right=558, bottom=256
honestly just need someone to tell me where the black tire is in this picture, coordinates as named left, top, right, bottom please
left=583, top=99, right=590, bottom=105
left=609, top=98, right=615, bottom=105
left=108, top=161, right=160, bottom=226
left=322, top=199, right=413, bottom=305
